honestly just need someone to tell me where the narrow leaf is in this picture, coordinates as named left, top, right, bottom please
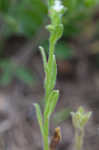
left=49, top=90, right=59, bottom=117
left=44, top=90, right=59, bottom=118
left=45, top=54, right=57, bottom=96
left=44, top=91, right=55, bottom=117
left=39, top=46, right=47, bottom=72
left=33, top=103, right=44, bottom=137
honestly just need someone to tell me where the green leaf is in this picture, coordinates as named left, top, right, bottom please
left=85, top=0, right=96, bottom=7
left=0, top=0, right=9, bottom=12
left=0, top=59, right=13, bottom=85
left=33, top=103, right=44, bottom=137
left=48, top=0, right=54, bottom=7
left=0, top=0, right=47, bottom=37
left=48, top=90, right=59, bottom=118
left=39, top=46, right=47, bottom=73
left=44, top=90, right=59, bottom=118
left=52, top=24, right=64, bottom=42
left=45, top=54, right=57, bottom=96
left=4, top=15, right=19, bottom=32
left=15, top=67, right=35, bottom=85
left=53, top=108, right=71, bottom=124
left=0, top=69, right=12, bottom=85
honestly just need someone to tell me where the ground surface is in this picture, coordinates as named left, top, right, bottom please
left=0, top=52, right=99, bottom=150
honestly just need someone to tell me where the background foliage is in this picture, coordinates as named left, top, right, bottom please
left=0, top=0, right=98, bottom=86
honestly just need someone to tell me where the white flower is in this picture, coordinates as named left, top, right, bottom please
left=52, top=0, right=64, bottom=12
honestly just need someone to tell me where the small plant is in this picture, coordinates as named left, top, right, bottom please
left=34, top=0, right=65, bottom=150
left=71, top=106, right=92, bottom=150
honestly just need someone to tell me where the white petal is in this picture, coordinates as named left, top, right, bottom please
left=53, top=0, right=64, bottom=12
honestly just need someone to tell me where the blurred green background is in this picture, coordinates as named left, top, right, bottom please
left=0, top=0, right=99, bottom=86
left=0, top=1, right=99, bottom=150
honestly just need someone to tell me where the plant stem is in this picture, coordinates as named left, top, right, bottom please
left=48, top=34, right=56, bottom=63
left=43, top=134, right=49, bottom=150
left=75, top=129, right=84, bottom=150
left=43, top=118, right=49, bottom=150
left=34, top=1, right=65, bottom=150
left=43, top=37, right=55, bottom=150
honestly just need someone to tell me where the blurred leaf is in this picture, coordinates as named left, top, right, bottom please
left=0, top=0, right=47, bottom=37
left=0, top=0, right=98, bottom=38
left=0, top=59, right=36, bottom=86
left=15, top=67, right=36, bottom=86
left=53, top=108, right=71, bottom=124
left=0, top=68, right=12, bottom=85
left=62, top=0, right=98, bottom=38
left=0, top=0, right=9, bottom=12
left=0, top=59, right=13, bottom=85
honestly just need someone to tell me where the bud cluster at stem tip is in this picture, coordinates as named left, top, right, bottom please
left=47, top=0, right=66, bottom=43
left=71, top=106, right=92, bottom=130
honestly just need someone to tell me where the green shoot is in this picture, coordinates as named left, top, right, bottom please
left=33, top=0, right=66, bottom=150
left=71, top=106, right=92, bottom=150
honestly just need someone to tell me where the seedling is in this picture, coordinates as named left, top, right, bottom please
left=33, top=0, right=65, bottom=150
left=71, top=106, right=92, bottom=150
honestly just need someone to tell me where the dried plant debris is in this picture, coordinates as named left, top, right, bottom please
left=50, top=127, right=61, bottom=150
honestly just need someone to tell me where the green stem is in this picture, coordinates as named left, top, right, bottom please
left=44, top=35, right=55, bottom=107
left=43, top=118, right=49, bottom=150
left=75, top=129, right=84, bottom=150
left=48, top=35, right=56, bottom=64
left=43, top=35, right=55, bottom=150
left=43, top=134, right=49, bottom=150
